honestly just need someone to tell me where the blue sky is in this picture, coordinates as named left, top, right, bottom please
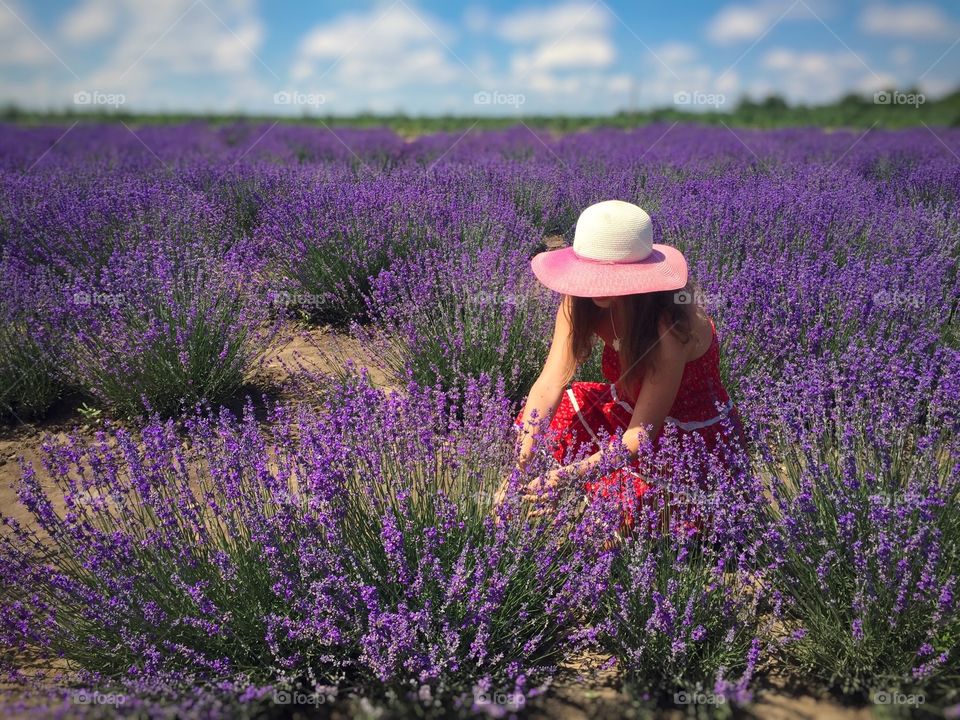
left=1, top=0, right=958, bottom=115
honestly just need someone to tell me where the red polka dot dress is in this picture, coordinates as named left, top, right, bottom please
left=514, top=317, right=747, bottom=529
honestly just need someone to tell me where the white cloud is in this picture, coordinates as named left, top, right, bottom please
left=705, top=1, right=819, bottom=45
left=607, top=73, right=632, bottom=94
left=0, top=3, right=62, bottom=67
left=55, top=0, right=269, bottom=111
left=656, top=42, right=699, bottom=66
left=463, top=6, right=492, bottom=34
left=758, top=47, right=894, bottom=103
left=715, top=70, right=740, bottom=94
left=918, top=75, right=956, bottom=98
left=499, top=1, right=616, bottom=104
left=520, top=70, right=633, bottom=109
left=0, top=0, right=270, bottom=112
left=496, top=2, right=609, bottom=43
left=630, top=43, right=737, bottom=111
left=707, top=4, right=773, bottom=44
left=59, top=0, right=117, bottom=43
left=859, top=3, right=960, bottom=39
left=511, top=35, right=615, bottom=74
left=60, top=0, right=265, bottom=75
left=762, top=48, right=861, bottom=74
left=289, top=3, right=463, bottom=110
left=297, top=4, right=447, bottom=61
left=891, top=45, right=914, bottom=67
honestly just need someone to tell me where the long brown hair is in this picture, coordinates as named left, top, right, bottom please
left=564, top=280, right=697, bottom=397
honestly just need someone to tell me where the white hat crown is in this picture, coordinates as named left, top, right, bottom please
left=572, top=200, right=653, bottom=263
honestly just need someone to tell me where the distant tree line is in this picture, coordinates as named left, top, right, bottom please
left=1, top=86, right=957, bottom=131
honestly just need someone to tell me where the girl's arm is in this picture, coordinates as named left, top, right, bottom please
left=532, top=317, right=686, bottom=485
left=516, top=294, right=578, bottom=468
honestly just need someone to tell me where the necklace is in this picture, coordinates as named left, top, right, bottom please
left=610, top=305, right=621, bottom=352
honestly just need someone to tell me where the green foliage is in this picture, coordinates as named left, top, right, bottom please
left=759, top=428, right=960, bottom=702
left=598, top=536, right=762, bottom=708
left=0, top=321, right=62, bottom=422
left=6, top=87, right=958, bottom=133
left=72, top=271, right=272, bottom=419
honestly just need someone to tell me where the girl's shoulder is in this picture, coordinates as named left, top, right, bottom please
left=656, top=308, right=715, bottom=364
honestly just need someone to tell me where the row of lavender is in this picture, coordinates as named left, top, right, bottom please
left=2, top=123, right=958, bottom=425
left=0, top=123, right=958, bottom=716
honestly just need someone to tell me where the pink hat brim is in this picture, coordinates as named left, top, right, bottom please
left=530, top=244, right=688, bottom=297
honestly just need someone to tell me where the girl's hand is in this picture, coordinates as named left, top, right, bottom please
left=522, top=467, right=562, bottom=503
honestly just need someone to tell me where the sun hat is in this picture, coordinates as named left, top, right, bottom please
left=530, top=200, right=688, bottom=297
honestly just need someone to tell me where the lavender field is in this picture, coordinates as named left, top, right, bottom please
left=0, top=122, right=958, bottom=719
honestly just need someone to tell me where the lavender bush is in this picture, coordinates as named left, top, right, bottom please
left=586, top=418, right=772, bottom=710
left=3, top=174, right=230, bottom=280
left=0, top=258, right=64, bottom=422
left=760, top=421, right=960, bottom=703
left=364, top=242, right=558, bottom=405
left=601, top=536, right=764, bottom=709
left=256, top=170, right=428, bottom=326
left=0, top=372, right=610, bottom=714
left=66, top=237, right=277, bottom=419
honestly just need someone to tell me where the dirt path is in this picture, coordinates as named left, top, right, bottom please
left=0, top=322, right=399, bottom=519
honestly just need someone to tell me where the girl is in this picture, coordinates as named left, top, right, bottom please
left=512, top=200, right=747, bottom=533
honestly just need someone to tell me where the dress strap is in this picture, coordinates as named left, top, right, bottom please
left=567, top=387, right=601, bottom=445
left=608, top=383, right=635, bottom=414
